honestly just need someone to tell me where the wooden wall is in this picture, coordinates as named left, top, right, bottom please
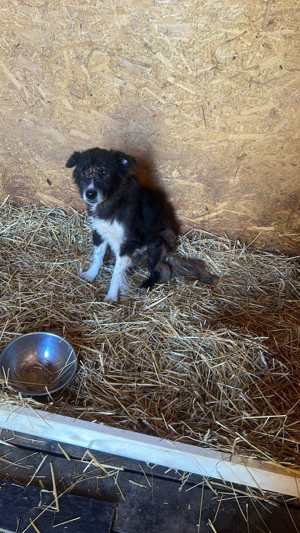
left=0, top=1, right=299, bottom=251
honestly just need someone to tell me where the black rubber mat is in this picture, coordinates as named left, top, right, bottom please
left=0, top=482, right=115, bottom=532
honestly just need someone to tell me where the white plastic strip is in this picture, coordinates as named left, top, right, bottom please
left=0, top=405, right=299, bottom=497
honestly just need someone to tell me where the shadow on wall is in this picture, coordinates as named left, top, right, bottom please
left=97, top=102, right=164, bottom=190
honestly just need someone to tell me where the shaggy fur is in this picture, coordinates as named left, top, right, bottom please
left=66, top=147, right=217, bottom=301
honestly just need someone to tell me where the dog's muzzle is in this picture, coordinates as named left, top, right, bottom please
left=85, top=189, right=98, bottom=202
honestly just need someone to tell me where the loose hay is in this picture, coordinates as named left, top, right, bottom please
left=0, top=202, right=300, bottom=468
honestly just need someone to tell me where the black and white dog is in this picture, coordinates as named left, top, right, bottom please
left=66, top=147, right=217, bottom=301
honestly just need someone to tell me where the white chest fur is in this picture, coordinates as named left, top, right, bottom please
left=92, top=218, right=125, bottom=256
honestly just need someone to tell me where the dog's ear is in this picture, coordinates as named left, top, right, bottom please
left=114, top=151, right=136, bottom=174
left=66, top=151, right=82, bottom=168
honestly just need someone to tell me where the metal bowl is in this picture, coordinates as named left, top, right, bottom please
left=0, top=332, right=77, bottom=396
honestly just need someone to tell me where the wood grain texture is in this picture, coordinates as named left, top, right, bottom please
left=0, top=1, right=299, bottom=251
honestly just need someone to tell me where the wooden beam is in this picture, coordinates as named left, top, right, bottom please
left=0, top=406, right=299, bottom=497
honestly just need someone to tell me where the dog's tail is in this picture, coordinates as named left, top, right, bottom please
left=167, top=255, right=219, bottom=285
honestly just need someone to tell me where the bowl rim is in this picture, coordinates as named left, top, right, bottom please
left=0, top=331, right=78, bottom=397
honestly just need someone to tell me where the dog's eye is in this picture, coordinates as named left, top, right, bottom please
left=98, top=168, right=108, bottom=178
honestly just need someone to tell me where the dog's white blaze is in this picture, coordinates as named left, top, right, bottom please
left=92, top=218, right=125, bottom=256
left=83, top=179, right=103, bottom=206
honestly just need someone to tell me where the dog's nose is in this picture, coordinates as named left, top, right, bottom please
left=86, top=189, right=97, bottom=201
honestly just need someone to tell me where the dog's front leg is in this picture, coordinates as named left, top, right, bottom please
left=105, top=254, right=131, bottom=302
left=80, top=231, right=107, bottom=282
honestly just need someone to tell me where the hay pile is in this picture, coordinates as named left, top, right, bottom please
left=0, top=202, right=300, bottom=468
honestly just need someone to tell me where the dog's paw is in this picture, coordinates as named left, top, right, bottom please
left=80, top=270, right=97, bottom=283
left=140, top=277, right=156, bottom=290
left=104, top=293, right=118, bottom=303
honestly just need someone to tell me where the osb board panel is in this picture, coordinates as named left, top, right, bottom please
left=0, top=1, right=299, bottom=252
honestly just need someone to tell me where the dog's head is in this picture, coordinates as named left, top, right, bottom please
left=66, top=148, right=136, bottom=207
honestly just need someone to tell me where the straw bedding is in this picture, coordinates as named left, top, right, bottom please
left=0, top=202, right=300, bottom=468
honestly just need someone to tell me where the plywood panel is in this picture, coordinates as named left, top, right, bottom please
left=0, top=1, right=299, bottom=251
